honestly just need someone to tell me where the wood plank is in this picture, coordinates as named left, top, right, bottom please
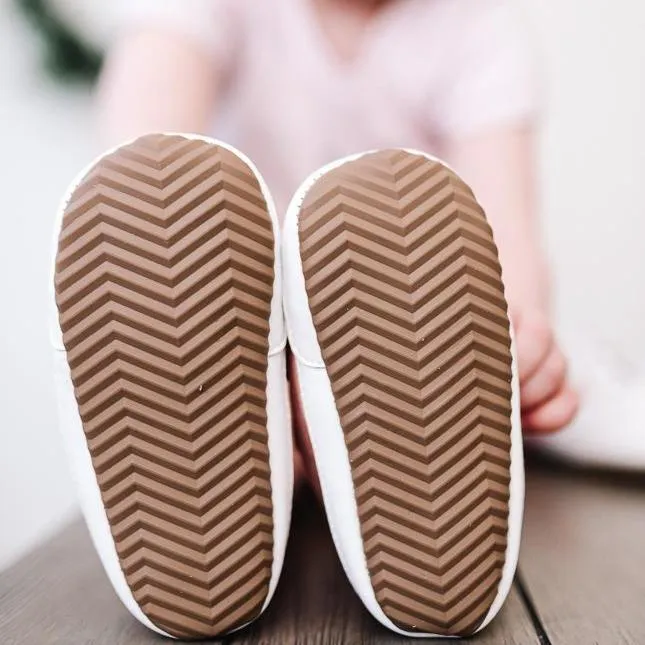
left=520, top=460, right=645, bottom=644
left=0, top=491, right=539, bottom=644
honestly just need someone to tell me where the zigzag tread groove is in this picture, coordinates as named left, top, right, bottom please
left=54, top=134, right=275, bottom=638
left=299, top=150, right=513, bottom=636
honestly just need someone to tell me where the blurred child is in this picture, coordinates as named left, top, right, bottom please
left=97, top=0, right=579, bottom=484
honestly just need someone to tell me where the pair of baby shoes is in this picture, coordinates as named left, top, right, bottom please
left=50, top=133, right=523, bottom=639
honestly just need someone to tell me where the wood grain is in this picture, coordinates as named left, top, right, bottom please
left=520, top=459, right=645, bottom=645
left=0, top=489, right=537, bottom=644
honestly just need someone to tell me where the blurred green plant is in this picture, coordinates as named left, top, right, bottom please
left=14, top=0, right=102, bottom=82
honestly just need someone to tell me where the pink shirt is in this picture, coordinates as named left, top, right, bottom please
left=118, top=0, right=539, bottom=212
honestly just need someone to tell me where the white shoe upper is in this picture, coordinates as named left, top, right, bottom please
left=49, top=134, right=293, bottom=637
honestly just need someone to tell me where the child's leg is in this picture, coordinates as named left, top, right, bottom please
left=288, top=350, right=318, bottom=494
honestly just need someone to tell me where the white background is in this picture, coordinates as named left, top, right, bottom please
left=1, top=0, right=644, bottom=570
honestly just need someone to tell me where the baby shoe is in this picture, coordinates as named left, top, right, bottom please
left=50, top=133, right=292, bottom=638
left=282, top=149, right=524, bottom=637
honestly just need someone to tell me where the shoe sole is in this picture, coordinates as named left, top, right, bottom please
left=298, top=150, right=514, bottom=636
left=54, top=134, right=275, bottom=638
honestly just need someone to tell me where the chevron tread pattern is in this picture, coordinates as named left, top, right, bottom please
left=299, top=150, right=513, bottom=636
left=54, top=134, right=275, bottom=638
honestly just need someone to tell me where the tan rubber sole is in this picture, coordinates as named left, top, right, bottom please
left=298, top=150, right=513, bottom=636
left=54, top=135, right=275, bottom=638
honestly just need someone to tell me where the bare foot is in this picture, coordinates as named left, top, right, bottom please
left=514, top=310, right=579, bottom=434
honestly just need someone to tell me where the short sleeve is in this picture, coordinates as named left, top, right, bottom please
left=111, top=0, right=239, bottom=71
left=432, top=0, right=541, bottom=138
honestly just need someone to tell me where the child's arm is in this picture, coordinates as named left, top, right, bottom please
left=446, top=127, right=579, bottom=434
left=97, top=29, right=219, bottom=146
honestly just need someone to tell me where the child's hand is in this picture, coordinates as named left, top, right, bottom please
left=514, top=310, right=579, bottom=434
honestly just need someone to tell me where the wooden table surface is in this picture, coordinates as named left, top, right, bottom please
left=1, top=460, right=644, bottom=644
